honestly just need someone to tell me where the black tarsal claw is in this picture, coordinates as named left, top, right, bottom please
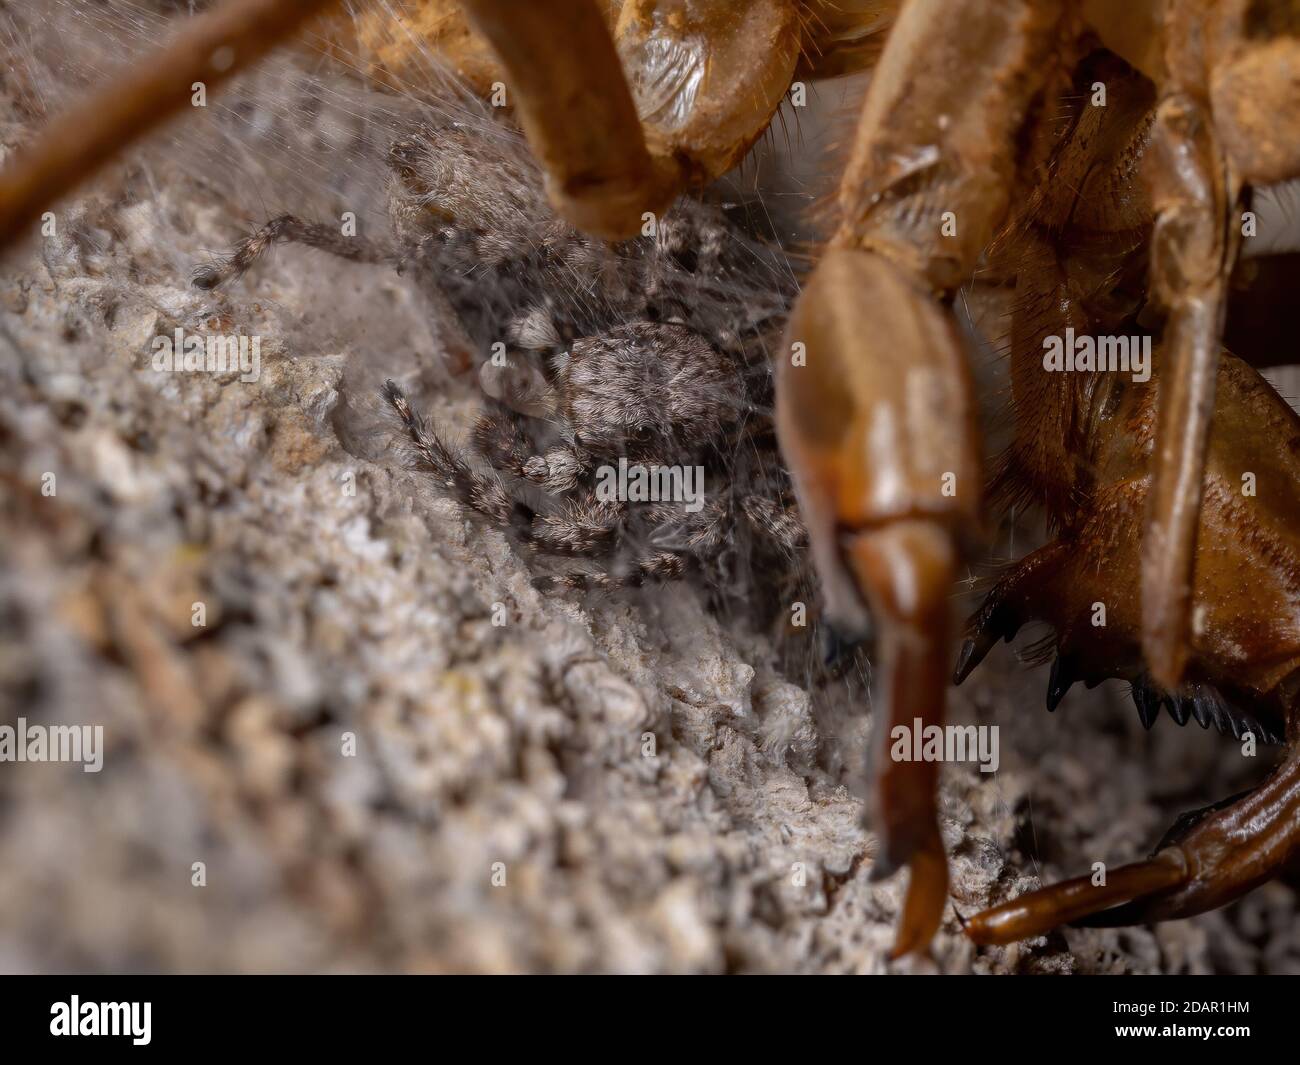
left=953, top=627, right=1000, bottom=685
left=953, top=637, right=983, bottom=685
left=1046, top=655, right=1076, bottom=712
left=954, top=601, right=1021, bottom=685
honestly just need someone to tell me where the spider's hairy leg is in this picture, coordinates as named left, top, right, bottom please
left=542, top=551, right=688, bottom=591
left=194, top=208, right=482, bottom=374
left=383, top=380, right=529, bottom=535
left=0, top=0, right=341, bottom=252
left=740, top=495, right=806, bottom=558
left=778, top=0, right=1065, bottom=957
left=386, top=381, right=614, bottom=555
left=192, top=215, right=396, bottom=289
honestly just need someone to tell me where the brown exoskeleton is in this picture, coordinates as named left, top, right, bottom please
left=784, top=1, right=1300, bottom=954
left=951, top=37, right=1300, bottom=949
left=2, top=0, right=1300, bottom=959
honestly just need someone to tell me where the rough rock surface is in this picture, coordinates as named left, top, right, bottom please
left=0, top=6, right=1296, bottom=974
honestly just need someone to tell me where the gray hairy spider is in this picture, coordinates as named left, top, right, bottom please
left=194, top=117, right=810, bottom=625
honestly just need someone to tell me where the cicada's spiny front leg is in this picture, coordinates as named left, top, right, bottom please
left=777, top=0, right=1065, bottom=957
left=0, top=0, right=342, bottom=252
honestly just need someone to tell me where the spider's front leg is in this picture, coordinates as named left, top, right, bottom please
left=777, top=0, right=1064, bottom=956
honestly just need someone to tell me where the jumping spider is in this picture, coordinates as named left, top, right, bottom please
left=194, top=120, right=809, bottom=626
